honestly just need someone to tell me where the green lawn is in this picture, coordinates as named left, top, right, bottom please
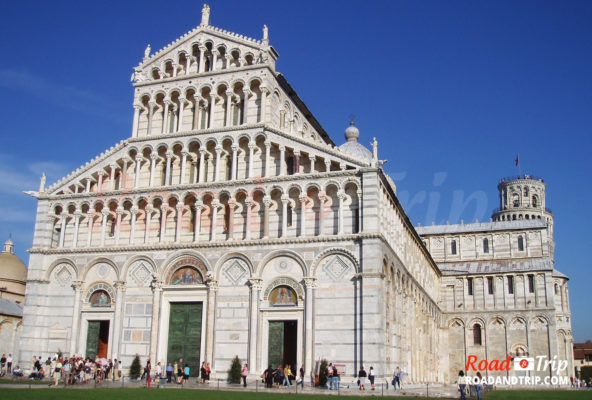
left=0, top=388, right=589, bottom=400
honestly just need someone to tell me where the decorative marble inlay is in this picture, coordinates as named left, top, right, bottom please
left=132, top=263, right=151, bottom=286
left=55, top=265, right=72, bottom=286
left=223, top=259, right=247, bottom=285
left=97, top=264, right=108, bottom=278
left=275, top=260, right=289, bottom=273
left=323, top=256, right=351, bottom=281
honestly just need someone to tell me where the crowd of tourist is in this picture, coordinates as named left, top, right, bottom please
left=0, top=353, right=124, bottom=385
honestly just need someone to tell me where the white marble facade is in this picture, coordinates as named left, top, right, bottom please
left=19, top=5, right=572, bottom=384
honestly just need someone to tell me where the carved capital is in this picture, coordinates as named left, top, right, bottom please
left=248, top=278, right=263, bottom=290
left=72, top=280, right=85, bottom=291
left=304, top=276, right=317, bottom=289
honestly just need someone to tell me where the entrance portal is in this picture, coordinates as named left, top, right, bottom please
left=86, top=320, right=110, bottom=359
left=167, top=302, right=202, bottom=376
left=268, top=320, right=297, bottom=369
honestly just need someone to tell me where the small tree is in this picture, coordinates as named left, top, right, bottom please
left=318, top=359, right=328, bottom=388
left=228, top=356, right=242, bottom=384
left=130, top=354, right=141, bottom=379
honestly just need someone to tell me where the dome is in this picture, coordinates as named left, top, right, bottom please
left=339, top=121, right=372, bottom=161
left=0, top=238, right=27, bottom=283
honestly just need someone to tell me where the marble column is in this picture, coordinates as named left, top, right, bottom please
left=134, top=157, right=143, bottom=188
left=318, top=193, right=327, bottom=236
left=279, top=145, right=286, bottom=176
left=86, top=214, right=94, bottom=247
left=260, top=86, right=268, bottom=123
left=294, top=151, right=300, bottom=174
left=264, top=140, right=271, bottom=177
left=99, top=211, right=108, bottom=246
left=175, top=204, right=183, bottom=242
left=72, top=212, right=81, bottom=248
left=132, top=105, right=141, bottom=137
left=227, top=200, right=236, bottom=240
left=149, top=279, right=163, bottom=364
left=149, top=154, right=158, bottom=187
left=147, top=101, right=156, bottom=135
left=178, top=96, right=187, bottom=132
left=281, top=195, right=289, bottom=237
left=299, top=195, right=307, bottom=237
left=304, top=277, right=317, bottom=378
left=225, top=91, right=233, bottom=127
left=69, top=280, right=85, bottom=356
left=231, top=144, right=239, bottom=180
left=144, top=207, right=152, bottom=243
left=114, top=207, right=123, bottom=245
left=58, top=217, right=67, bottom=248
left=198, top=149, right=206, bottom=183
left=129, top=207, right=138, bottom=244
left=245, top=198, right=253, bottom=239
left=211, top=201, right=220, bottom=240
left=164, top=151, right=173, bottom=186
left=243, top=89, right=251, bottom=124
left=248, top=142, right=256, bottom=178
left=337, top=190, right=346, bottom=235
left=214, top=145, right=222, bottom=181
left=248, top=278, right=262, bottom=373
left=159, top=207, right=167, bottom=242
left=194, top=203, right=203, bottom=242
left=205, top=280, right=218, bottom=365
left=263, top=196, right=271, bottom=238
left=310, top=156, right=316, bottom=174
left=111, top=281, right=126, bottom=359
left=324, top=159, right=331, bottom=173
left=180, top=151, right=188, bottom=185
left=162, top=99, right=171, bottom=134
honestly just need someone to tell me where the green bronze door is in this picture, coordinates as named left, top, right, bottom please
left=86, top=321, right=100, bottom=359
left=167, top=302, right=202, bottom=376
left=268, top=321, right=284, bottom=368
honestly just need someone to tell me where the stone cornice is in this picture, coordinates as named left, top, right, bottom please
left=29, top=232, right=371, bottom=255
left=40, top=170, right=360, bottom=202
left=134, top=64, right=272, bottom=88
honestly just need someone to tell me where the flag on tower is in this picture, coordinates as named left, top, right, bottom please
left=515, top=154, right=520, bottom=166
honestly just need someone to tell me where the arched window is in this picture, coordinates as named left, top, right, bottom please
left=451, top=240, right=457, bottom=255
left=473, top=324, right=482, bottom=345
left=287, top=206, right=293, bottom=227
left=483, top=238, right=489, bottom=254
left=512, top=193, right=520, bottom=207
left=518, top=235, right=524, bottom=251
left=532, top=195, right=538, bottom=207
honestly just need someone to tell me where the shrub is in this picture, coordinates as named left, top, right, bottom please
left=228, top=356, right=242, bottom=384
left=129, top=354, right=141, bottom=379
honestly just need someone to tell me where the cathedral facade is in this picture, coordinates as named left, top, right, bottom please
left=19, top=5, right=573, bottom=383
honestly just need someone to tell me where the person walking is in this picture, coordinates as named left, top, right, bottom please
left=298, top=365, right=305, bottom=388
left=369, top=366, right=375, bottom=390
left=200, top=362, right=207, bottom=384
left=475, top=372, right=483, bottom=400
left=332, top=364, right=339, bottom=391
left=327, top=363, right=333, bottom=389
left=242, top=363, right=248, bottom=387
left=205, top=362, right=211, bottom=383
left=283, top=364, right=292, bottom=387
left=173, top=361, right=178, bottom=382
left=264, top=365, right=274, bottom=388
left=53, top=358, right=62, bottom=386
left=457, top=370, right=467, bottom=400
left=358, top=366, right=367, bottom=390
left=7, top=354, right=13, bottom=375
left=166, top=363, right=173, bottom=383
left=183, top=364, right=190, bottom=384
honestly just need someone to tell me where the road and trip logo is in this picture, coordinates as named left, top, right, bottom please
left=464, top=355, right=570, bottom=386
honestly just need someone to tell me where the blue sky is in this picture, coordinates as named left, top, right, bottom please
left=1, top=1, right=590, bottom=341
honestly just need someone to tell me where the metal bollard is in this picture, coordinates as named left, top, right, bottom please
left=426, top=382, right=429, bottom=397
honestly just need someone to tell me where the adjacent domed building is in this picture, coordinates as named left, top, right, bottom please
left=0, top=238, right=26, bottom=361
left=0, top=238, right=27, bottom=304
